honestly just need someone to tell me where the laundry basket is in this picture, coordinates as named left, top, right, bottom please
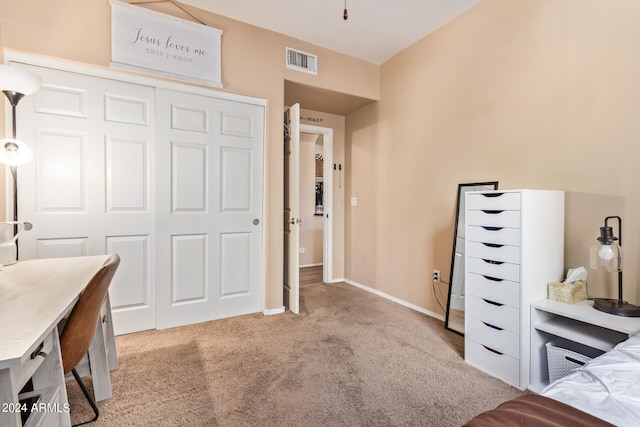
left=546, top=338, right=604, bottom=383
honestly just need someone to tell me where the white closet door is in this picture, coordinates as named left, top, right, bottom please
left=154, top=89, right=264, bottom=329
left=14, top=63, right=155, bottom=335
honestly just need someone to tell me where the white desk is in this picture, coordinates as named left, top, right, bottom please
left=0, top=256, right=113, bottom=427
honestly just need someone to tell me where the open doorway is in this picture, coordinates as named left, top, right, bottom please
left=299, top=124, right=333, bottom=285
left=283, top=103, right=334, bottom=313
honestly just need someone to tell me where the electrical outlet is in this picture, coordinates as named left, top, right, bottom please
left=433, top=269, right=441, bottom=283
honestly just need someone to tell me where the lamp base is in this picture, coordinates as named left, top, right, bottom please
left=593, top=298, right=640, bottom=317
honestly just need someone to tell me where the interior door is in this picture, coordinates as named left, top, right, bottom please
left=14, top=63, right=155, bottom=335
left=283, top=104, right=300, bottom=314
left=155, top=88, right=264, bottom=329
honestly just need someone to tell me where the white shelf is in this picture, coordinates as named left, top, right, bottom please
left=535, top=316, right=626, bottom=352
left=532, top=299, right=640, bottom=335
left=529, top=298, right=640, bottom=393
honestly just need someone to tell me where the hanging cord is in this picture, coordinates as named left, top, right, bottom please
left=432, top=276, right=449, bottom=313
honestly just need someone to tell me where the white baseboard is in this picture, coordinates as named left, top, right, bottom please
left=345, top=279, right=445, bottom=322
left=264, top=281, right=445, bottom=322
left=263, top=306, right=285, bottom=316
left=300, top=263, right=323, bottom=268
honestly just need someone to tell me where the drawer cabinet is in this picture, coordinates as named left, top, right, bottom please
left=464, top=190, right=564, bottom=390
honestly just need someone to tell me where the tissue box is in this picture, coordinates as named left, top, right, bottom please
left=547, top=281, right=587, bottom=304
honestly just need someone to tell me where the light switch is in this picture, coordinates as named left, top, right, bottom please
left=351, top=197, right=357, bottom=207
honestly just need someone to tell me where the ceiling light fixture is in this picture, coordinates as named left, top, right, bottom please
left=343, top=0, right=348, bottom=20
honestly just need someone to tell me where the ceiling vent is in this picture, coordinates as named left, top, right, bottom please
left=286, top=47, right=318, bottom=75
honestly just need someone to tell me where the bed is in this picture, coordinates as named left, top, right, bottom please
left=464, top=332, right=640, bottom=427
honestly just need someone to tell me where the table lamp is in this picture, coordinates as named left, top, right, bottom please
left=590, top=215, right=640, bottom=317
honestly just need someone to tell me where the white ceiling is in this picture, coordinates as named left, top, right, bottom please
left=179, top=0, right=481, bottom=65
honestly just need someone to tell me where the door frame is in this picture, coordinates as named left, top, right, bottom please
left=299, top=123, right=333, bottom=283
left=3, top=50, right=268, bottom=323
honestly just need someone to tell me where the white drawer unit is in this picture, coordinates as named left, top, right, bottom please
left=464, top=189, right=564, bottom=390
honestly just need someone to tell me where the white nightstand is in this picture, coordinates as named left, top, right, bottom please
left=529, top=299, right=640, bottom=393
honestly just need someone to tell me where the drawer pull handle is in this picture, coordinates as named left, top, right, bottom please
left=482, top=226, right=503, bottom=231
left=482, top=193, right=504, bottom=198
left=482, top=259, right=504, bottom=265
left=481, top=210, right=504, bottom=214
left=482, top=322, right=503, bottom=331
left=565, top=356, right=586, bottom=366
left=482, top=298, right=504, bottom=307
left=30, top=341, right=47, bottom=359
left=482, top=275, right=503, bottom=282
left=482, top=243, right=503, bottom=248
left=482, top=345, right=503, bottom=355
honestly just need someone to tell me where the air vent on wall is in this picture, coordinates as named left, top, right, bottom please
left=286, top=47, right=318, bottom=75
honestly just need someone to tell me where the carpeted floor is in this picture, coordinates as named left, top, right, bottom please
left=67, top=276, right=524, bottom=426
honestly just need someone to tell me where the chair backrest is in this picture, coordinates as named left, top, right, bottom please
left=60, top=254, right=120, bottom=375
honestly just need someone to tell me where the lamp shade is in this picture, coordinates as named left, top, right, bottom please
left=0, top=139, right=32, bottom=166
left=590, top=241, right=621, bottom=271
left=0, top=64, right=42, bottom=96
left=590, top=224, right=621, bottom=272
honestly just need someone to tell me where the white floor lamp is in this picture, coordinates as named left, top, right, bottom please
left=0, top=64, right=41, bottom=257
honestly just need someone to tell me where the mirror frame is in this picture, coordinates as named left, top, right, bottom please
left=444, top=181, right=499, bottom=336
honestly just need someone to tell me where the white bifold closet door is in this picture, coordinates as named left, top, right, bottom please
left=14, top=63, right=264, bottom=334
left=154, top=88, right=264, bottom=329
left=15, top=64, right=155, bottom=335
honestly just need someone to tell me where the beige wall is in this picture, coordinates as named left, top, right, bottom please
left=0, top=0, right=377, bottom=310
left=346, top=0, right=640, bottom=316
left=7, top=0, right=638, bottom=321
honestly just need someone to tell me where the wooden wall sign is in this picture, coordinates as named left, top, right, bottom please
left=110, top=0, right=222, bottom=87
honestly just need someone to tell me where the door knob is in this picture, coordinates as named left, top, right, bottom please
left=253, top=219, right=260, bottom=225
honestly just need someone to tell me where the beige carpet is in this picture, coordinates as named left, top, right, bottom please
left=68, top=281, right=524, bottom=426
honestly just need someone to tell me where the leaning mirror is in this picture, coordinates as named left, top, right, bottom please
left=445, top=181, right=499, bottom=335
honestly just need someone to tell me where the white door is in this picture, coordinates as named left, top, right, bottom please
left=154, top=89, right=264, bottom=329
left=283, top=104, right=300, bottom=314
left=14, top=63, right=155, bottom=335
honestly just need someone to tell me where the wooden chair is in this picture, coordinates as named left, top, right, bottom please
left=59, top=254, right=120, bottom=426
